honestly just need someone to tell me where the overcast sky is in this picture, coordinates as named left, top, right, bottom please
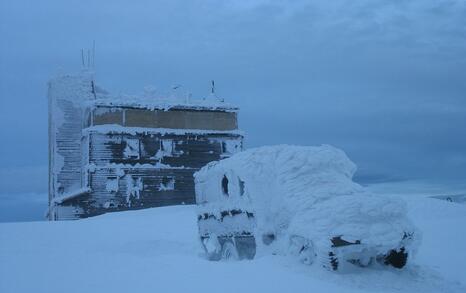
left=1, top=0, right=465, bottom=194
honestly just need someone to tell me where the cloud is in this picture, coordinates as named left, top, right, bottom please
left=0, top=0, right=465, bottom=184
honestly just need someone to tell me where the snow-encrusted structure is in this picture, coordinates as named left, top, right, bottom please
left=48, top=71, right=243, bottom=220
left=194, top=145, right=419, bottom=270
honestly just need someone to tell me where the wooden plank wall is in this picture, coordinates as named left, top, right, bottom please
left=59, top=132, right=242, bottom=219
left=92, top=106, right=238, bottom=131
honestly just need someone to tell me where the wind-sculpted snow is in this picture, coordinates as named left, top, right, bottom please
left=195, top=145, right=419, bottom=255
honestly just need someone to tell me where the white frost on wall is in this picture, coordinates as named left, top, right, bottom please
left=48, top=71, right=96, bottom=216
left=153, top=139, right=174, bottom=160
left=106, top=177, right=119, bottom=193
left=161, top=139, right=173, bottom=154
left=125, top=176, right=143, bottom=206
left=124, top=139, right=140, bottom=159
left=158, top=177, right=175, bottom=191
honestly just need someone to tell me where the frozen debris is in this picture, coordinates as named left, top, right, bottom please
left=195, top=145, right=421, bottom=270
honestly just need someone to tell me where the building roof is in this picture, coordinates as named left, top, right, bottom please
left=91, top=97, right=239, bottom=112
left=90, top=79, right=239, bottom=112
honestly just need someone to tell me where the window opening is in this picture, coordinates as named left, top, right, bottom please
left=222, top=175, right=229, bottom=196
left=239, top=178, right=245, bottom=196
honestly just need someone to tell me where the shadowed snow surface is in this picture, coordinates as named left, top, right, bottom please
left=1, top=195, right=465, bottom=293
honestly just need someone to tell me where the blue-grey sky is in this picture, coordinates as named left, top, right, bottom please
left=1, top=0, right=466, bottom=194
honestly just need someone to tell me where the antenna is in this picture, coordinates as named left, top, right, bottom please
left=211, top=80, right=215, bottom=94
left=81, top=49, right=85, bottom=67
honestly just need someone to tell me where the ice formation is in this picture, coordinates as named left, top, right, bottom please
left=195, top=145, right=420, bottom=269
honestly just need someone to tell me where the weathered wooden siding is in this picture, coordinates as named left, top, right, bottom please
left=64, top=131, right=242, bottom=219
left=88, top=132, right=241, bottom=167
left=93, top=106, right=238, bottom=131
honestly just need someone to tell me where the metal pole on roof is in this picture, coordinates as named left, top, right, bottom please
left=211, top=80, right=215, bottom=94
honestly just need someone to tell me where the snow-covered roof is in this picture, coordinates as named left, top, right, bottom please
left=91, top=96, right=239, bottom=112
left=90, top=77, right=238, bottom=112
left=50, top=71, right=239, bottom=112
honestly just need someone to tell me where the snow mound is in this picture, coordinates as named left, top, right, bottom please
left=195, top=145, right=420, bottom=253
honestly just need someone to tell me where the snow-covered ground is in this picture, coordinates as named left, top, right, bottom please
left=1, top=186, right=465, bottom=293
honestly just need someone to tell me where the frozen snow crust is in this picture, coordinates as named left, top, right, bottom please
left=195, top=145, right=420, bottom=262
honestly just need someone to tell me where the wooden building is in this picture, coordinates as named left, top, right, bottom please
left=48, top=72, right=243, bottom=220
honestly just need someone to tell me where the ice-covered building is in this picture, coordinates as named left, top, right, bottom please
left=48, top=71, right=243, bottom=220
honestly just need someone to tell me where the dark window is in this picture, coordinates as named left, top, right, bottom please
left=239, top=178, right=245, bottom=196
left=222, top=175, right=229, bottom=196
